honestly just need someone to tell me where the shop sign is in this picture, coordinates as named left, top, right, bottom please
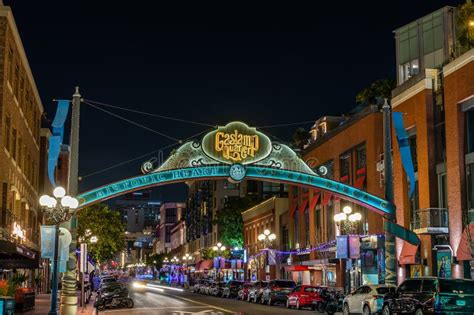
left=349, top=236, right=360, bottom=259
left=201, top=122, right=272, bottom=165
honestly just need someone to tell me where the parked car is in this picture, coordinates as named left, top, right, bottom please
left=286, top=285, right=324, bottom=309
left=205, top=282, right=216, bottom=295
left=248, top=281, right=268, bottom=303
left=198, top=281, right=211, bottom=294
left=381, top=277, right=474, bottom=315
left=210, top=282, right=225, bottom=297
left=222, top=280, right=244, bottom=298
left=237, top=283, right=251, bottom=301
left=261, top=279, right=297, bottom=306
left=342, top=284, right=394, bottom=315
left=192, top=280, right=207, bottom=293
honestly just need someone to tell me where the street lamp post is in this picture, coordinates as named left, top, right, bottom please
left=78, top=230, right=97, bottom=311
left=213, top=243, right=226, bottom=282
left=257, top=229, right=276, bottom=281
left=39, top=187, right=79, bottom=315
left=182, top=253, right=193, bottom=286
left=334, top=205, right=362, bottom=294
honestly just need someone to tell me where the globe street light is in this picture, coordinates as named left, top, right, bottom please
left=213, top=243, right=226, bottom=281
left=257, top=229, right=277, bottom=281
left=334, top=205, right=362, bottom=234
left=334, top=205, right=362, bottom=294
left=39, top=187, right=78, bottom=315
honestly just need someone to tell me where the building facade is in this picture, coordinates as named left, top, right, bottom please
left=391, top=5, right=474, bottom=281
left=242, top=197, right=288, bottom=281
left=155, top=202, right=185, bottom=254
left=0, top=4, right=43, bottom=274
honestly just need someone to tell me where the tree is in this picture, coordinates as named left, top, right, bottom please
left=292, top=127, right=310, bottom=150
left=145, top=253, right=166, bottom=270
left=355, top=79, right=395, bottom=105
left=214, top=195, right=261, bottom=249
left=77, top=203, right=125, bottom=263
left=456, top=0, right=474, bottom=54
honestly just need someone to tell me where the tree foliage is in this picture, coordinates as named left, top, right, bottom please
left=214, top=195, right=261, bottom=249
left=145, top=253, right=166, bottom=270
left=456, top=1, right=474, bottom=54
left=355, top=79, right=395, bottom=105
left=77, top=203, right=125, bottom=263
left=292, top=127, right=310, bottom=150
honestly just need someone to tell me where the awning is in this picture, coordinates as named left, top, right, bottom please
left=354, top=175, right=366, bottom=190
left=284, top=265, right=309, bottom=272
left=321, top=193, right=333, bottom=206
left=198, top=259, right=214, bottom=271
left=0, top=240, right=39, bottom=269
left=290, top=201, right=298, bottom=217
left=299, top=199, right=309, bottom=214
left=399, top=241, right=418, bottom=265
left=309, top=193, right=321, bottom=211
left=456, top=224, right=474, bottom=261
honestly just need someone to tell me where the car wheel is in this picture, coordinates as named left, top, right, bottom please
left=415, top=309, right=424, bottom=315
left=343, top=304, right=350, bottom=315
left=363, top=305, right=371, bottom=315
left=382, top=305, right=391, bottom=315
left=127, top=298, right=134, bottom=309
left=296, top=299, right=300, bottom=309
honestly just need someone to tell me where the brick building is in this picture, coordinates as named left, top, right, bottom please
left=289, top=105, right=385, bottom=287
left=390, top=5, right=474, bottom=281
left=242, top=197, right=288, bottom=281
left=0, top=3, right=43, bottom=272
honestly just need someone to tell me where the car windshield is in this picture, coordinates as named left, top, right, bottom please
left=439, top=279, right=474, bottom=294
left=376, top=287, right=392, bottom=295
left=275, top=280, right=296, bottom=288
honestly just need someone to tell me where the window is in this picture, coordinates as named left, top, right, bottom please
left=304, top=208, right=309, bottom=247
left=294, top=211, right=299, bottom=245
left=438, top=172, right=447, bottom=208
left=410, top=181, right=420, bottom=225
left=7, top=47, right=13, bottom=83
left=399, top=279, right=422, bottom=293
left=408, top=134, right=418, bottom=172
left=466, top=163, right=474, bottom=220
left=165, top=226, right=172, bottom=242
left=4, top=115, right=10, bottom=151
left=17, top=138, right=22, bottom=169
left=340, top=152, right=351, bottom=179
left=14, top=64, right=20, bottom=98
left=166, top=208, right=177, bottom=224
left=398, top=23, right=420, bottom=84
left=467, top=110, right=474, bottom=153
left=314, top=206, right=321, bottom=243
left=327, top=203, right=335, bottom=241
left=263, top=182, right=282, bottom=195
left=281, top=225, right=289, bottom=251
left=11, top=128, right=17, bottom=160
left=356, top=144, right=366, bottom=169
left=421, top=279, right=436, bottom=292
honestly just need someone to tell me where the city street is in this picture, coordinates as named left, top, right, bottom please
left=101, top=286, right=324, bottom=315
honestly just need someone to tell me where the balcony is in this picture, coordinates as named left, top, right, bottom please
left=410, top=208, right=449, bottom=234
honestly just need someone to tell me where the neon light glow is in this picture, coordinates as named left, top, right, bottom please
left=146, top=283, right=183, bottom=292
left=77, top=165, right=394, bottom=215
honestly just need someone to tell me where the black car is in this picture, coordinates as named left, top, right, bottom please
left=382, top=277, right=474, bottom=315
left=222, top=280, right=244, bottom=298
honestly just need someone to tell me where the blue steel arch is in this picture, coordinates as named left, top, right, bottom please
left=77, top=165, right=395, bottom=216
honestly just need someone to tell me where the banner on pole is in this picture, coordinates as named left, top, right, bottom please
left=40, top=226, right=56, bottom=259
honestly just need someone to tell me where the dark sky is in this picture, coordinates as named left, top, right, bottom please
left=5, top=0, right=463, bottom=201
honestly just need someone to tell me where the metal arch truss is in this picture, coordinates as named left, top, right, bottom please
left=77, top=164, right=395, bottom=216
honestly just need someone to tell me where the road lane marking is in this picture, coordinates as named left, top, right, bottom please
left=144, top=290, right=234, bottom=314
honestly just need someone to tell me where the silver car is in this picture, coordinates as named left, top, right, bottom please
left=343, top=284, right=395, bottom=315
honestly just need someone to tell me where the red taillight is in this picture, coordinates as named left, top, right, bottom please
left=373, top=295, right=382, bottom=299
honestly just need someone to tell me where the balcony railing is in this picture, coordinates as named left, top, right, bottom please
left=410, top=208, right=449, bottom=234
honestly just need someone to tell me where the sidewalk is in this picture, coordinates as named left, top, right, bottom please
left=23, top=293, right=96, bottom=315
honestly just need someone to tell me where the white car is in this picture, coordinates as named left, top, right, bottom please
left=343, top=284, right=395, bottom=315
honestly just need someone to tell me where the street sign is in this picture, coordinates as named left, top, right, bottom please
left=384, top=221, right=420, bottom=245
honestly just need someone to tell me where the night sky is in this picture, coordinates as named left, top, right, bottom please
left=5, top=1, right=464, bottom=202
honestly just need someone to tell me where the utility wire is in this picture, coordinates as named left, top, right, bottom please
left=84, top=99, right=215, bottom=128
left=257, top=121, right=315, bottom=129
left=79, top=128, right=212, bottom=179
left=83, top=101, right=181, bottom=142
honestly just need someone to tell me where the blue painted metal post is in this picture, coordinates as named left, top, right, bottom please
left=49, top=225, right=60, bottom=315
left=383, top=99, right=397, bottom=285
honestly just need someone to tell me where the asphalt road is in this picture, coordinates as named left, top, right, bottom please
left=100, top=285, right=338, bottom=315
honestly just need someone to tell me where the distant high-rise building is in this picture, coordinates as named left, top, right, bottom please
left=114, top=190, right=161, bottom=234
